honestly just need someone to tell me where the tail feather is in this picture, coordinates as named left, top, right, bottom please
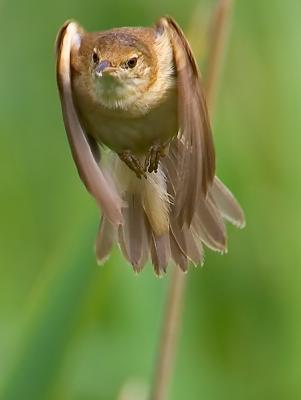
left=118, top=227, right=130, bottom=264
left=150, top=234, right=171, bottom=274
left=182, top=227, right=204, bottom=265
left=95, top=216, right=115, bottom=264
left=170, top=230, right=189, bottom=272
left=170, top=219, right=204, bottom=266
left=94, top=142, right=245, bottom=274
left=193, top=197, right=227, bottom=253
left=195, top=223, right=226, bottom=254
left=119, top=193, right=150, bottom=272
left=211, top=177, right=246, bottom=228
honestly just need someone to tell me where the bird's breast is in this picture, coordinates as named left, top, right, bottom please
left=73, top=83, right=178, bottom=154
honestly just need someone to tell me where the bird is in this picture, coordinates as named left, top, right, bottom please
left=56, top=17, right=245, bottom=274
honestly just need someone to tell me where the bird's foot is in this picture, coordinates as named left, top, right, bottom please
left=118, top=150, right=146, bottom=179
left=144, top=143, right=168, bottom=173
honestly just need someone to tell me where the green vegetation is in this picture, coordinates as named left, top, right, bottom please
left=0, top=0, right=300, bottom=399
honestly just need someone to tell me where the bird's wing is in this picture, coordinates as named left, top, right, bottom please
left=56, top=21, right=123, bottom=226
left=156, top=17, right=216, bottom=225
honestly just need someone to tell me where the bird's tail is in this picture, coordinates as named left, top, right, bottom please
left=95, top=146, right=245, bottom=275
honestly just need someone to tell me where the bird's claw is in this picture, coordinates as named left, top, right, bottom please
left=144, top=144, right=167, bottom=173
left=118, top=150, right=146, bottom=179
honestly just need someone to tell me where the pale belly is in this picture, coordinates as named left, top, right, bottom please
left=74, top=89, right=178, bottom=154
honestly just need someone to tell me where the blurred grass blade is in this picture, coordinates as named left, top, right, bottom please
left=1, top=227, right=96, bottom=400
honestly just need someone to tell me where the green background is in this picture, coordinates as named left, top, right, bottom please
left=1, top=0, right=300, bottom=399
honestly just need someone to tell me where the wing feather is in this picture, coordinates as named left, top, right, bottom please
left=56, top=21, right=123, bottom=225
left=157, top=17, right=215, bottom=225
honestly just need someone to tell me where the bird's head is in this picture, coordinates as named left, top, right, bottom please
left=76, top=28, right=159, bottom=110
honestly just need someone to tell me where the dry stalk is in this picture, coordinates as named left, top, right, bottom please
left=150, top=1, right=234, bottom=399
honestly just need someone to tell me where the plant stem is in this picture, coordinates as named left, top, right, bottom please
left=205, top=0, right=233, bottom=114
left=149, top=1, right=234, bottom=399
left=150, top=268, right=186, bottom=400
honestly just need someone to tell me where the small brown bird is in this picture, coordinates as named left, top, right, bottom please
left=56, top=17, right=245, bottom=274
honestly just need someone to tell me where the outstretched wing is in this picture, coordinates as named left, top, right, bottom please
left=157, top=17, right=216, bottom=225
left=56, top=21, right=123, bottom=225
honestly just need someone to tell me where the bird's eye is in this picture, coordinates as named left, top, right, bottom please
left=126, top=57, right=138, bottom=69
left=92, top=51, right=99, bottom=64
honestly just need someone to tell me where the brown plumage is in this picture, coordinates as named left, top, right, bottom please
left=56, top=17, right=245, bottom=275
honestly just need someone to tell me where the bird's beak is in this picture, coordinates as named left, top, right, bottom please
left=95, top=60, right=116, bottom=77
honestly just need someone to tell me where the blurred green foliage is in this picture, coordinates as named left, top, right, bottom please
left=0, top=0, right=301, bottom=399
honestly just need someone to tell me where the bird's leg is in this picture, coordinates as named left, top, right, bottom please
left=118, top=150, right=146, bottom=179
left=144, top=143, right=169, bottom=173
